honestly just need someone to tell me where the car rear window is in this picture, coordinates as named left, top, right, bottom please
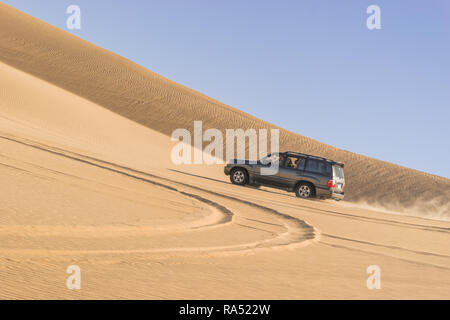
left=333, top=165, right=345, bottom=179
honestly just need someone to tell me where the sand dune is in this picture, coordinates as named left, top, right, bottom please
left=0, top=3, right=448, bottom=219
left=0, top=3, right=449, bottom=299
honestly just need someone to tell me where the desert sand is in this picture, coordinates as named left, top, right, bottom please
left=0, top=3, right=449, bottom=299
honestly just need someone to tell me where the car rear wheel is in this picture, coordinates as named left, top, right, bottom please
left=230, top=168, right=248, bottom=186
left=295, top=183, right=314, bottom=199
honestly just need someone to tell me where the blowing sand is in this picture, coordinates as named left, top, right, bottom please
left=0, top=3, right=449, bottom=299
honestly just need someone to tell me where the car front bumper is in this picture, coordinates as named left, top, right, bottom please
left=224, top=166, right=231, bottom=175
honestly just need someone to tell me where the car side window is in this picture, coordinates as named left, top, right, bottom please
left=305, top=159, right=329, bottom=175
left=282, top=156, right=301, bottom=169
left=296, top=157, right=306, bottom=170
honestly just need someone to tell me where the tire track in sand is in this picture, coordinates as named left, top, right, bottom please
left=0, top=133, right=318, bottom=256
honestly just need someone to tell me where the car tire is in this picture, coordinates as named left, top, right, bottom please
left=230, top=168, right=248, bottom=186
left=295, top=182, right=315, bottom=199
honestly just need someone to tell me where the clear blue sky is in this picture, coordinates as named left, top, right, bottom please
left=3, top=0, right=450, bottom=178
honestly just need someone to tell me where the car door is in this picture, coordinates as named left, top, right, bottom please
left=254, top=154, right=287, bottom=186
left=263, top=155, right=304, bottom=188
left=302, top=159, right=331, bottom=190
left=276, top=156, right=306, bottom=188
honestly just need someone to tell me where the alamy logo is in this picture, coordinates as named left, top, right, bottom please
left=66, top=265, right=81, bottom=290
left=171, top=121, right=280, bottom=175
left=366, top=5, right=381, bottom=30
left=66, top=5, right=81, bottom=30
left=366, top=265, right=381, bottom=290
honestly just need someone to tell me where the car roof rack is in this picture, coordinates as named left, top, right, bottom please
left=283, top=151, right=344, bottom=167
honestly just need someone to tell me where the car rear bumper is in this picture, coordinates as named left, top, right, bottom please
left=224, top=166, right=231, bottom=175
left=317, top=187, right=344, bottom=200
left=330, top=192, right=344, bottom=200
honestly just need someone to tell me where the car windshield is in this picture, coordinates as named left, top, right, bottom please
left=260, top=153, right=281, bottom=165
left=333, top=165, right=345, bottom=179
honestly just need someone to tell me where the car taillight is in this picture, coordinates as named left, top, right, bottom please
left=342, top=184, right=345, bottom=191
left=327, top=180, right=336, bottom=188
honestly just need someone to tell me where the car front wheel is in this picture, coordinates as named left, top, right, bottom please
left=230, top=168, right=248, bottom=186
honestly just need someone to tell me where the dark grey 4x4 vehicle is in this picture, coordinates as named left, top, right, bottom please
left=224, top=152, right=345, bottom=200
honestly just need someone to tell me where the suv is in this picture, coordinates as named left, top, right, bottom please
left=224, top=152, right=345, bottom=200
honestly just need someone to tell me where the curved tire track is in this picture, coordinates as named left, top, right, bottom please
left=0, top=133, right=319, bottom=255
